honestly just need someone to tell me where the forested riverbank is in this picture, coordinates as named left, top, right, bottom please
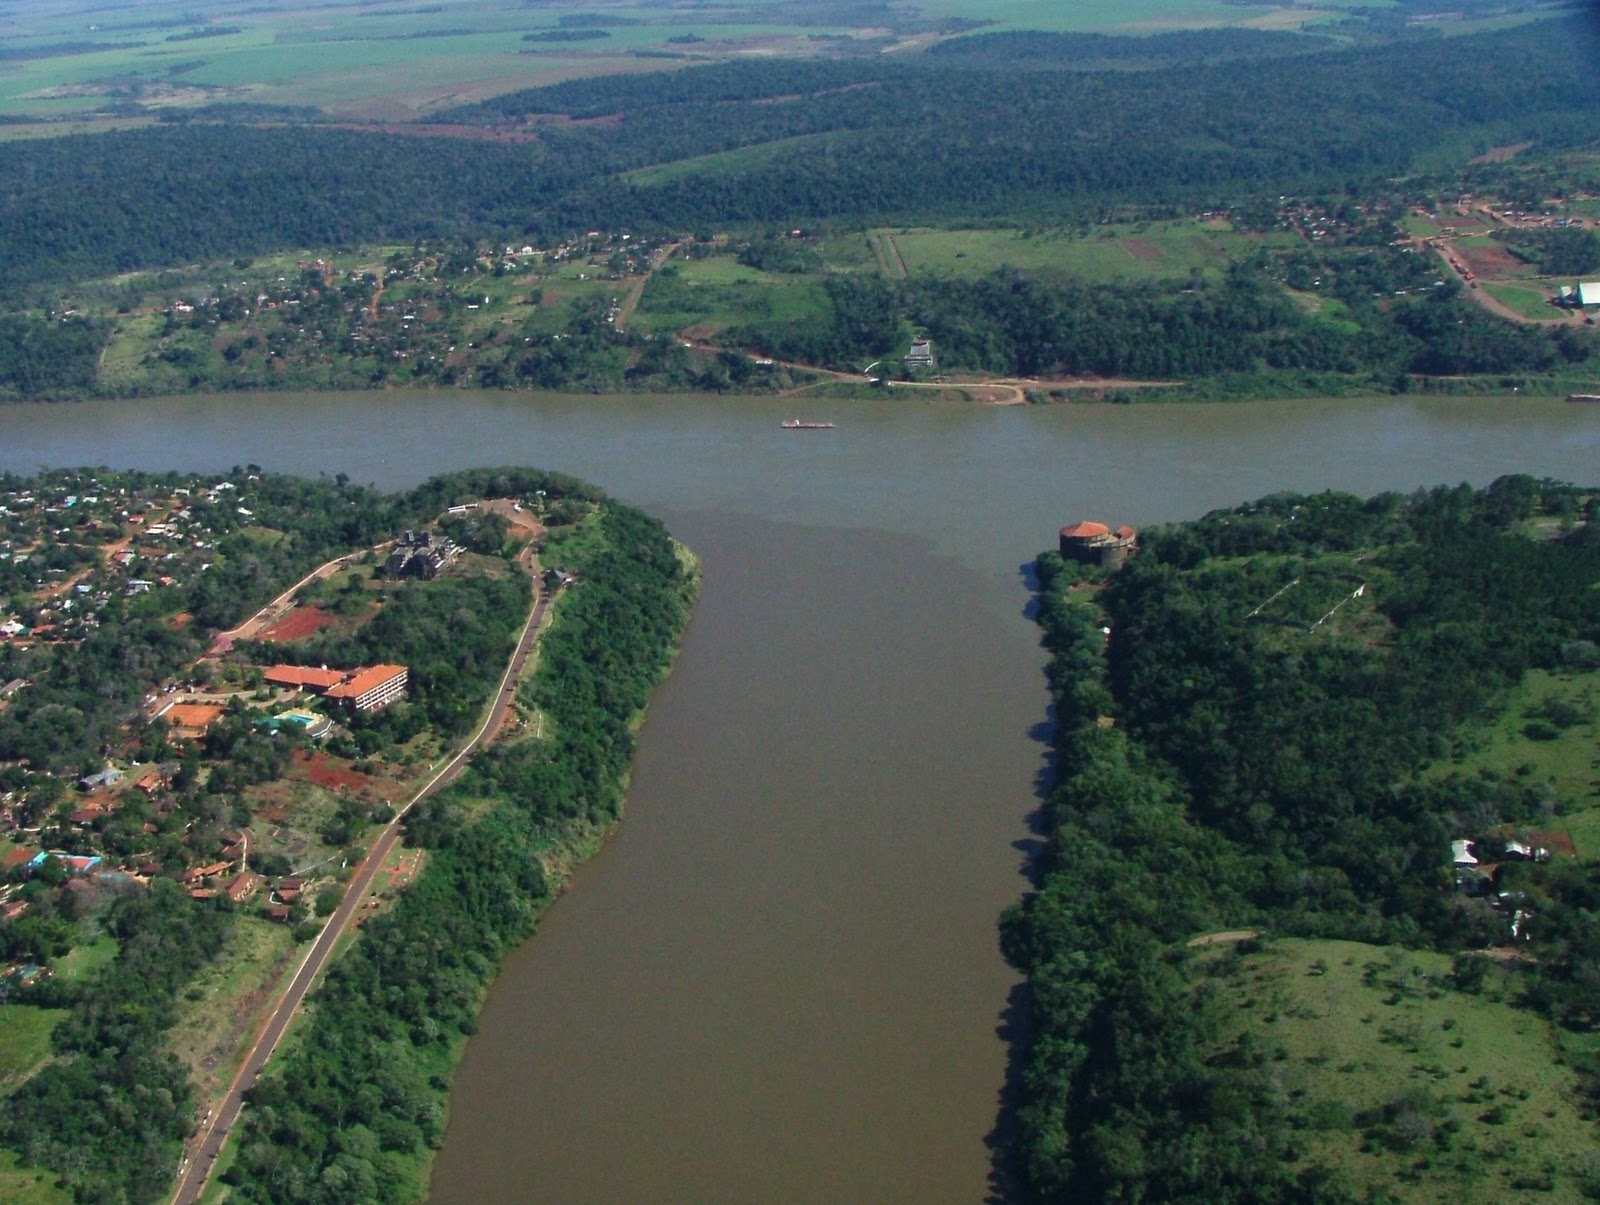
left=1007, top=480, right=1600, bottom=1200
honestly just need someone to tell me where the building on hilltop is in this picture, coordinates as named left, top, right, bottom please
left=262, top=663, right=409, bottom=712
left=1059, top=521, right=1138, bottom=568
left=325, top=664, right=409, bottom=713
left=263, top=665, right=346, bottom=692
left=384, top=530, right=461, bottom=580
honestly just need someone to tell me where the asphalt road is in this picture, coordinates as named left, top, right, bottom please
left=170, top=569, right=554, bottom=1205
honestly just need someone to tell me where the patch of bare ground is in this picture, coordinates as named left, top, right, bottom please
left=1455, top=240, right=1523, bottom=279
left=1187, top=930, right=1260, bottom=947
left=1471, top=141, right=1534, bottom=165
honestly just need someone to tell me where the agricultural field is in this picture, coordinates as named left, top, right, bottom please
left=1201, top=937, right=1600, bottom=1200
left=631, top=253, right=829, bottom=340
left=0, top=0, right=1420, bottom=124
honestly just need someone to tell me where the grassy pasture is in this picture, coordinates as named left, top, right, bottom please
left=1438, top=666, right=1600, bottom=855
left=1203, top=936, right=1600, bottom=1200
left=0, top=1148, right=69, bottom=1205
left=632, top=254, right=828, bottom=337
left=872, top=220, right=1239, bottom=282
left=0, top=1005, right=62, bottom=1095
left=622, top=134, right=836, bottom=188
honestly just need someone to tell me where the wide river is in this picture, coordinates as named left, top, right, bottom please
left=3, top=390, right=1598, bottom=1202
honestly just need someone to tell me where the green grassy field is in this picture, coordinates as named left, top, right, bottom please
left=53, top=933, right=117, bottom=984
left=1437, top=666, right=1600, bottom=854
left=869, top=220, right=1251, bottom=283
left=1483, top=282, right=1564, bottom=320
left=622, top=135, right=835, bottom=188
left=0, top=1149, right=69, bottom=1205
left=1202, top=936, right=1600, bottom=1200
left=0, top=1005, right=62, bottom=1095
left=631, top=254, right=829, bottom=337
left=913, top=0, right=1322, bottom=32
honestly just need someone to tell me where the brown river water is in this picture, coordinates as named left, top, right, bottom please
left=2, top=390, right=1597, bottom=1201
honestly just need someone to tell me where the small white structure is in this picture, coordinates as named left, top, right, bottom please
left=1451, top=839, right=1477, bottom=866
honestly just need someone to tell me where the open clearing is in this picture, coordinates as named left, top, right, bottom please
left=166, top=916, right=300, bottom=1112
left=872, top=221, right=1242, bottom=283
left=1202, top=936, right=1600, bottom=1200
left=1437, top=666, right=1600, bottom=855
left=0, top=1005, right=61, bottom=1095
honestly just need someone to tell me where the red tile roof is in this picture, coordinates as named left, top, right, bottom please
left=264, top=665, right=346, bottom=691
left=1060, top=521, right=1110, bottom=539
left=325, top=664, right=407, bottom=701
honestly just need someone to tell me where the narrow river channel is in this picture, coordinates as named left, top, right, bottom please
left=2, top=390, right=1597, bottom=1201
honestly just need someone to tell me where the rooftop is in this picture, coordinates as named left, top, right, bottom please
left=326, top=664, right=408, bottom=700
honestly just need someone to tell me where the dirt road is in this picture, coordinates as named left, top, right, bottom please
left=1426, top=240, right=1579, bottom=328
left=206, top=545, right=387, bottom=655
left=170, top=566, right=555, bottom=1205
left=612, top=241, right=679, bottom=333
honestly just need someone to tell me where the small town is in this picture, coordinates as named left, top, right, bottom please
left=0, top=468, right=563, bottom=1041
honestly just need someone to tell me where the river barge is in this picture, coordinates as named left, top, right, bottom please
left=781, top=419, right=836, bottom=429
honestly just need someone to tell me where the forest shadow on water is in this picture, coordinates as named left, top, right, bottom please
left=983, top=556, right=1065, bottom=1203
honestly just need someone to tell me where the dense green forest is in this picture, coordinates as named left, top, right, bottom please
left=1006, top=480, right=1600, bottom=1200
left=1, top=17, right=1597, bottom=295
left=221, top=494, right=696, bottom=1202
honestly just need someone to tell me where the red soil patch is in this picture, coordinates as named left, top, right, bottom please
left=261, top=606, right=334, bottom=643
left=1122, top=238, right=1163, bottom=262
left=1454, top=241, right=1523, bottom=279
left=169, top=611, right=193, bottom=630
left=291, top=749, right=369, bottom=793
left=1527, top=830, right=1579, bottom=858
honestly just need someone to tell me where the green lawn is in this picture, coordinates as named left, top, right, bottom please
left=1202, top=936, right=1600, bottom=1199
left=1483, top=282, right=1563, bottom=320
left=54, top=934, right=117, bottom=984
left=0, top=1005, right=62, bottom=1095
